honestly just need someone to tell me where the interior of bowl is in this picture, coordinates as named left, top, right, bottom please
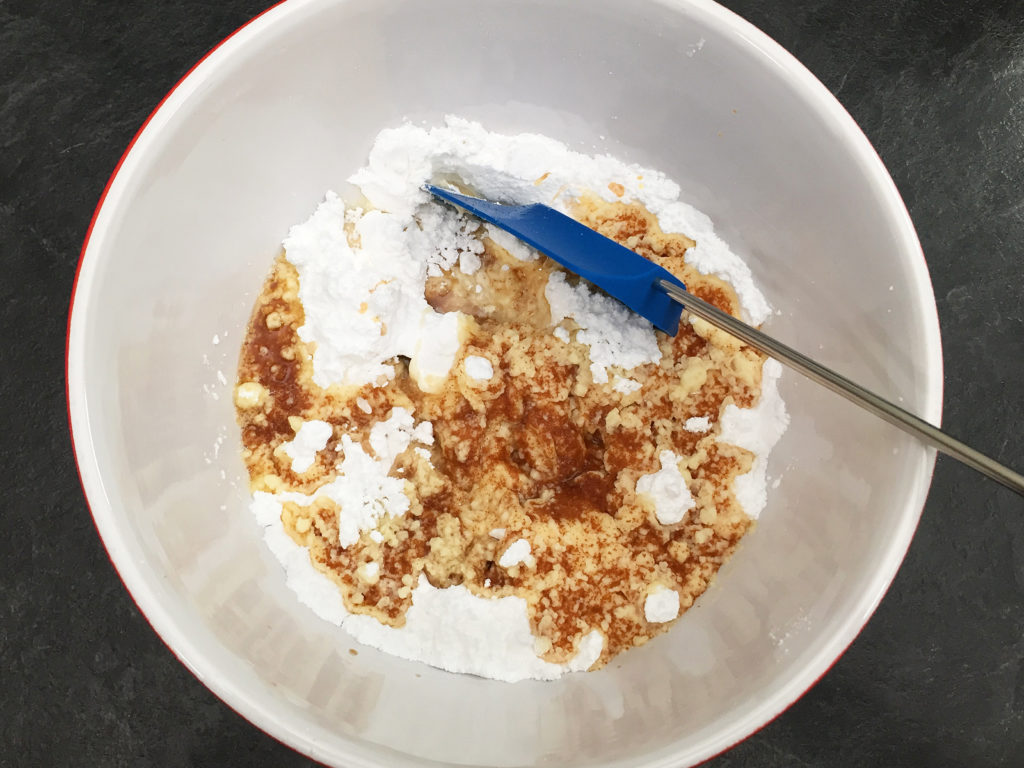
left=67, top=0, right=942, bottom=766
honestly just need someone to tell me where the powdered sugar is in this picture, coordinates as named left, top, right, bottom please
left=250, top=494, right=604, bottom=683
left=613, top=377, right=643, bottom=395
left=367, top=406, right=433, bottom=462
left=407, top=201, right=485, bottom=277
left=284, top=194, right=467, bottom=392
left=656, top=202, right=771, bottom=324
left=271, top=408, right=433, bottom=548
left=484, top=224, right=540, bottom=263
left=464, top=355, right=494, bottom=381
left=635, top=451, right=696, bottom=526
left=718, top=359, right=788, bottom=518
left=498, top=538, right=535, bottom=569
left=684, top=416, right=712, bottom=433
left=344, top=576, right=604, bottom=682
left=349, top=116, right=770, bottom=323
left=359, top=561, right=381, bottom=584
left=545, top=271, right=661, bottom=384
left=280, top=419, right=332, bottom=473
left=644, top=585, right=681, bottom=623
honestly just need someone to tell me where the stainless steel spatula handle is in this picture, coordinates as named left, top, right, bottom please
left=658, top=279, right=1024, bottom=496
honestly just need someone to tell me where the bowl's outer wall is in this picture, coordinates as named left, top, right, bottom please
left=68, top=0, right=941, bottom=766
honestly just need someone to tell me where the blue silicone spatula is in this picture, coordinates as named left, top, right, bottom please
left=424, top=183, right=1024, bottom=496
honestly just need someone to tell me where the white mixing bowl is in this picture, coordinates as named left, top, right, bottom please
left=67, top=0, right=943, bottom=765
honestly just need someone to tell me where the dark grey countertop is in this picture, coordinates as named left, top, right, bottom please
left=2, top=1, right=1022, bottom=765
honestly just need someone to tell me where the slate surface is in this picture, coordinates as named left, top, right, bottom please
left=1, top=0, right=1021, bottom=765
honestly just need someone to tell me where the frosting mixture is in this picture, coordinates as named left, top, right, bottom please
left=234, top=118, right=788, bottom=682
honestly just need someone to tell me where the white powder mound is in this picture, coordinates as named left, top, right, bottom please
left=351, top=116, right=681, bottom=222
left=545, top=271, right=662, bottom=384
left=635, top=451, right=696, bottom=526
left=684, top=416, right=712, bottom=433
left=464, top=355, right=494, bottom=381
left=408, top=200, right=486, bottom=277
left=345, top=577, right=604, bottom=682
left=718, top=359, right=789, bottom=519
left=284, top=194, right=467, bottom=392
left=252, top=491, right=604, bottom=683
left=644, top=585, right=681, bottom=623
left=281, top=419, right=333, bottom=473
left=253, top=491, right=351, bottom=626
left=656, top=202, right=771, bottom=324
left=349, top=115, right=770, bottom=323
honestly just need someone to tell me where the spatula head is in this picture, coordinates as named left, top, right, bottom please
left=424, top=184, right=686, bottom=334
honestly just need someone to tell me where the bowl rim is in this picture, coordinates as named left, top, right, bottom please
left=66, top=0, right=943, bottom=765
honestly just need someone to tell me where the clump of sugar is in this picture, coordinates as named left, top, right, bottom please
left=644, top=585, right=681, bottom=623
left=484, top=224, right=540, bottom=262
left=464, top=355, right=494, bottom=381
left=684, top=416, right=711, bottom=433
left=409, top=200, right=486, bottom=277
left=359, top=561, right=381, bottom=585
left=498, top=538, right=535, bottom=569
left=367, top=406, right=433, bottom=462
left=284, top=194, right=469, bottom=392
left=613, top=377, right=642, bottom=395
left=718, top=359, right=788, bottom=518
left=545, top=271, right=661, bottom=384
left=635, top=451, right=696, bottom=526
left=280, top=419, right=332, bottom=473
